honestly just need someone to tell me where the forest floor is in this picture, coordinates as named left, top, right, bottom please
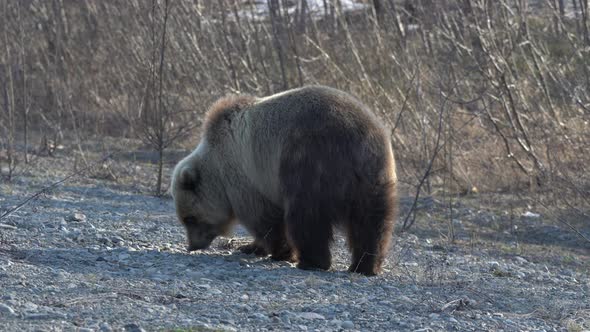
left=0, top=143, right=589, bottom=332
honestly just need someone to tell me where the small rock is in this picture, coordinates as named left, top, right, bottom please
left=431, top=244, right=446, bottom=251
left=280, top=312, right=292, bottom=324
left=98, top=236, right=110, bottom=244
left=488, top=261, right=500, bottom=268
left=406, top=234, right=420, bottom=243
left=514, top=256, right=528, bottom=264
left=23, top=302, right=38, bottom=311
left=78, top=328, right=93, bottom=332
left=297, top=312, right=326, bottom=320
left=402, top=262, right=419, bottom=267
left=69, top=227, right=82, bottom=235
left=428, top=313, right=440, bottom=320
left=521, top=211, right=540, bottom=218
left=99, top=322, right=113, bottom=332
left=504, top=319, right=516, bottom=325
left=240, top=294, right=249, bottom=301
left=250, top=313, right=269, bottom=321
left=0, top=223, right=17, bottom=230
left=25, top=312, right=67, bottom=320
left=68, top=213, right=87, bottom=222
left=195, top=284, right=211, bottom=290
left=208, top=289, right=223, bottom=295
left=341, top=320, right=354, bottom=329
left=124, top=323, right=146, bottom=332
left=150, top=274, right=170, bottom=282
left=111, top=236, right=125, bottom=245
left=0, top=303, right=16, bottom=316
left=399, top=295, right=415, bottom=304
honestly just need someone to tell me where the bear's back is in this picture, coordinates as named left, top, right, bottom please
left=249, top=85, right=382, bottom=137
left=237, top=86, right=392, bottom=203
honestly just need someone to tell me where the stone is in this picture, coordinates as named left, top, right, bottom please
left=99, top=322, right=113, bottom=332
left=0, top=303, right=16, bottom=316
left=124, top=323, right=146, bottom=332
left=341, top=320, right=354, bottom=329
left=68, top=213, right=87, bottom=222
left=25, top=312, right=67, bottom=320
left=297, top=312, right=325, bottom=320
left=250, top=312, right=269, bottom=321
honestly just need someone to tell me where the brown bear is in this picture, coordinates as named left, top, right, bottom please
left=171, top=85, right=397, bottom=275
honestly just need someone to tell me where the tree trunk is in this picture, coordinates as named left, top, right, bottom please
left=268, top=0, right=288, bottom=91
left=18, top=2, right=28, bottom=164
left=373, top=0, right=384, bottom=25
left=155, top=0, right=170, bottom=196
left=156, top=145, right=164, bottom=196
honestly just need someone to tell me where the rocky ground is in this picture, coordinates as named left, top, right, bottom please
left=0, top=150, right=589, bottom=332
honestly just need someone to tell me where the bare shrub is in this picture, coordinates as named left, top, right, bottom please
left=0, top=0, right=587, bottom=234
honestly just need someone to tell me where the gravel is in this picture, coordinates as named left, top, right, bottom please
left=0, top=162, right=589, bottom=331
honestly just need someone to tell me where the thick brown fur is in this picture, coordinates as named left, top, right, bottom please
left=203, top=95, right=257, bottom=134
left=171, top=85, right=397, bottom=275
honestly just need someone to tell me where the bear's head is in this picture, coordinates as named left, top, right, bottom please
left=171, top=150, right=234, bottom=251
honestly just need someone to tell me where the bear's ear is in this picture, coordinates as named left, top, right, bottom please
left=179, top=167, right=200, bottom=191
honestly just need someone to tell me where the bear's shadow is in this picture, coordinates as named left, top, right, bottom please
left=1, top=245, right=325, bottom=282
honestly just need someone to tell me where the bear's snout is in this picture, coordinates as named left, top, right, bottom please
left=186, top=226, right=216, bottom=252
left=186, top=236, right=214, bottom=251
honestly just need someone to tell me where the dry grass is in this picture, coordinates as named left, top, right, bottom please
left=0, top=0, right=588, bottom=233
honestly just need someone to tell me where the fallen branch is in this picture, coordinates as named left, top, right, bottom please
left=0, top=153, right=114, bottom=222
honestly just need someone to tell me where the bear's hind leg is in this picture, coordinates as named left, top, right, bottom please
left=285, top=201, right=333, bottom=271
left=347, top=189, right=395, bottom=276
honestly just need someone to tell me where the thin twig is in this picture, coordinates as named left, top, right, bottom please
left=522, top=193, right=590, bottom=245
left=401, top=90, right=448, bottom=231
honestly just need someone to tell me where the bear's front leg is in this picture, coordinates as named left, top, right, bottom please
left=258, top=223, right=295, bottom=262
left=266, top=228, right=295, bottom=262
